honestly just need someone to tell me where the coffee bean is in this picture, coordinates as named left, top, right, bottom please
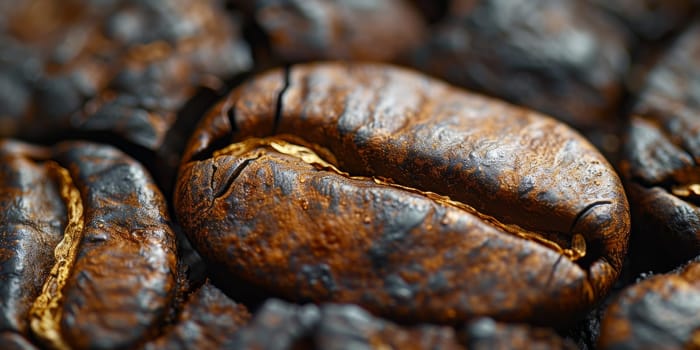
left=176, top=62, right=630, bottom=325
left=0, top=140, right=178, bottom=349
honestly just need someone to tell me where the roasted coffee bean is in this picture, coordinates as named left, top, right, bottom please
left=599, top=259, right=700, bottom=349
left=0, top=139, right=178, bottom=349
left=0, top=0, right=251, bottom=151
left=230, top=298, right=464, bottom=349
left=401, top=0, right=630, bottom=154
left=176, top=63, right=630, bottom=325
left=462, top=318, right=577, bottom=350
left=588, top=0, right=698, bottom=40
left=142, top=281, right=250, bottom=350
left=231, top=0, right=426, bottom=63
left=620, top=22, right=700, bottom=271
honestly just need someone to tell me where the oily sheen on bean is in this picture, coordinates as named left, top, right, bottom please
left=176, top=63, right=630, bottom=325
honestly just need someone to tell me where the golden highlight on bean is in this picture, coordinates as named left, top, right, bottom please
left=29, top=162, right=84, bottom=350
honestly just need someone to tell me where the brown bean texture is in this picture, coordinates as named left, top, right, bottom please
left=176, top=63, right=630, bottom=325
left=0, top=139, right=178, bottom=350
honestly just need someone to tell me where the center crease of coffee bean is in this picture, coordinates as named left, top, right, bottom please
left=29, top=162, right=84, bottom=350
left=213, top=135, right=587, bottom=262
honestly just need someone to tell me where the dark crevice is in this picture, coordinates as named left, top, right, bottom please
left=158, top=86, right=225, bottom=198
left=184, top=76, right=254, bottom=164
left=545, top=254, right=565, bottom=288
left=227, top=104, right=238, bottom=136
left=210, top=162, right=218, bottom=197
left=272, top=65, right=292, bottom=134
left=189, top=136, right=234, bottom=163
left=213, top=156, right=259, bottom=201
left=577, top=239, right=606, bottom=273
left=568, top=200, right=612, bottom=271
left=569, top=200, right=613, bottom=234
left=240, top=12, right=280, bottom=71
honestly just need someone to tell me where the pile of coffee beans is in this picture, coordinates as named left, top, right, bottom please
left=1, top=1, right=699, bottom=349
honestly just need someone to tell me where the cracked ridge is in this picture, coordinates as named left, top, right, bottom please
left=29, top=162, right=84, bottom=350
left=272, top=65, right=292, bottom=134
left=212, top=156, right=261, bottom=203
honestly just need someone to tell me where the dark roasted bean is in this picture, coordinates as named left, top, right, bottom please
left=401, top=0, right=630, bottom=154
left=176, top=62, right=630, bottom=325
left=599, top=259, right=700, bottom=349
left=142, top=281, right=250, bottom=350
left=0, top=139, right=178, bottom=350
left=620, top=22, right=700, bottom=271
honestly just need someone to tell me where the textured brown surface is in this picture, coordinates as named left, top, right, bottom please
left=49, top=142, right=178, bottom=349
left=176, top=62, right=630, bottom=325
left=462, top=318, right=578, bottom=350
left=621, top=23, right=700, bottom=271
left=236, top=0, right=426, bottom=63
left=401, top=0, right=630, bottom=153
left=143, top=281, right=250, bottom=350
left=599, top=259, right=700, bottom=349
left=0, top=139, right=178, bottom=350
left=0, top=0, right=251, bottom=150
